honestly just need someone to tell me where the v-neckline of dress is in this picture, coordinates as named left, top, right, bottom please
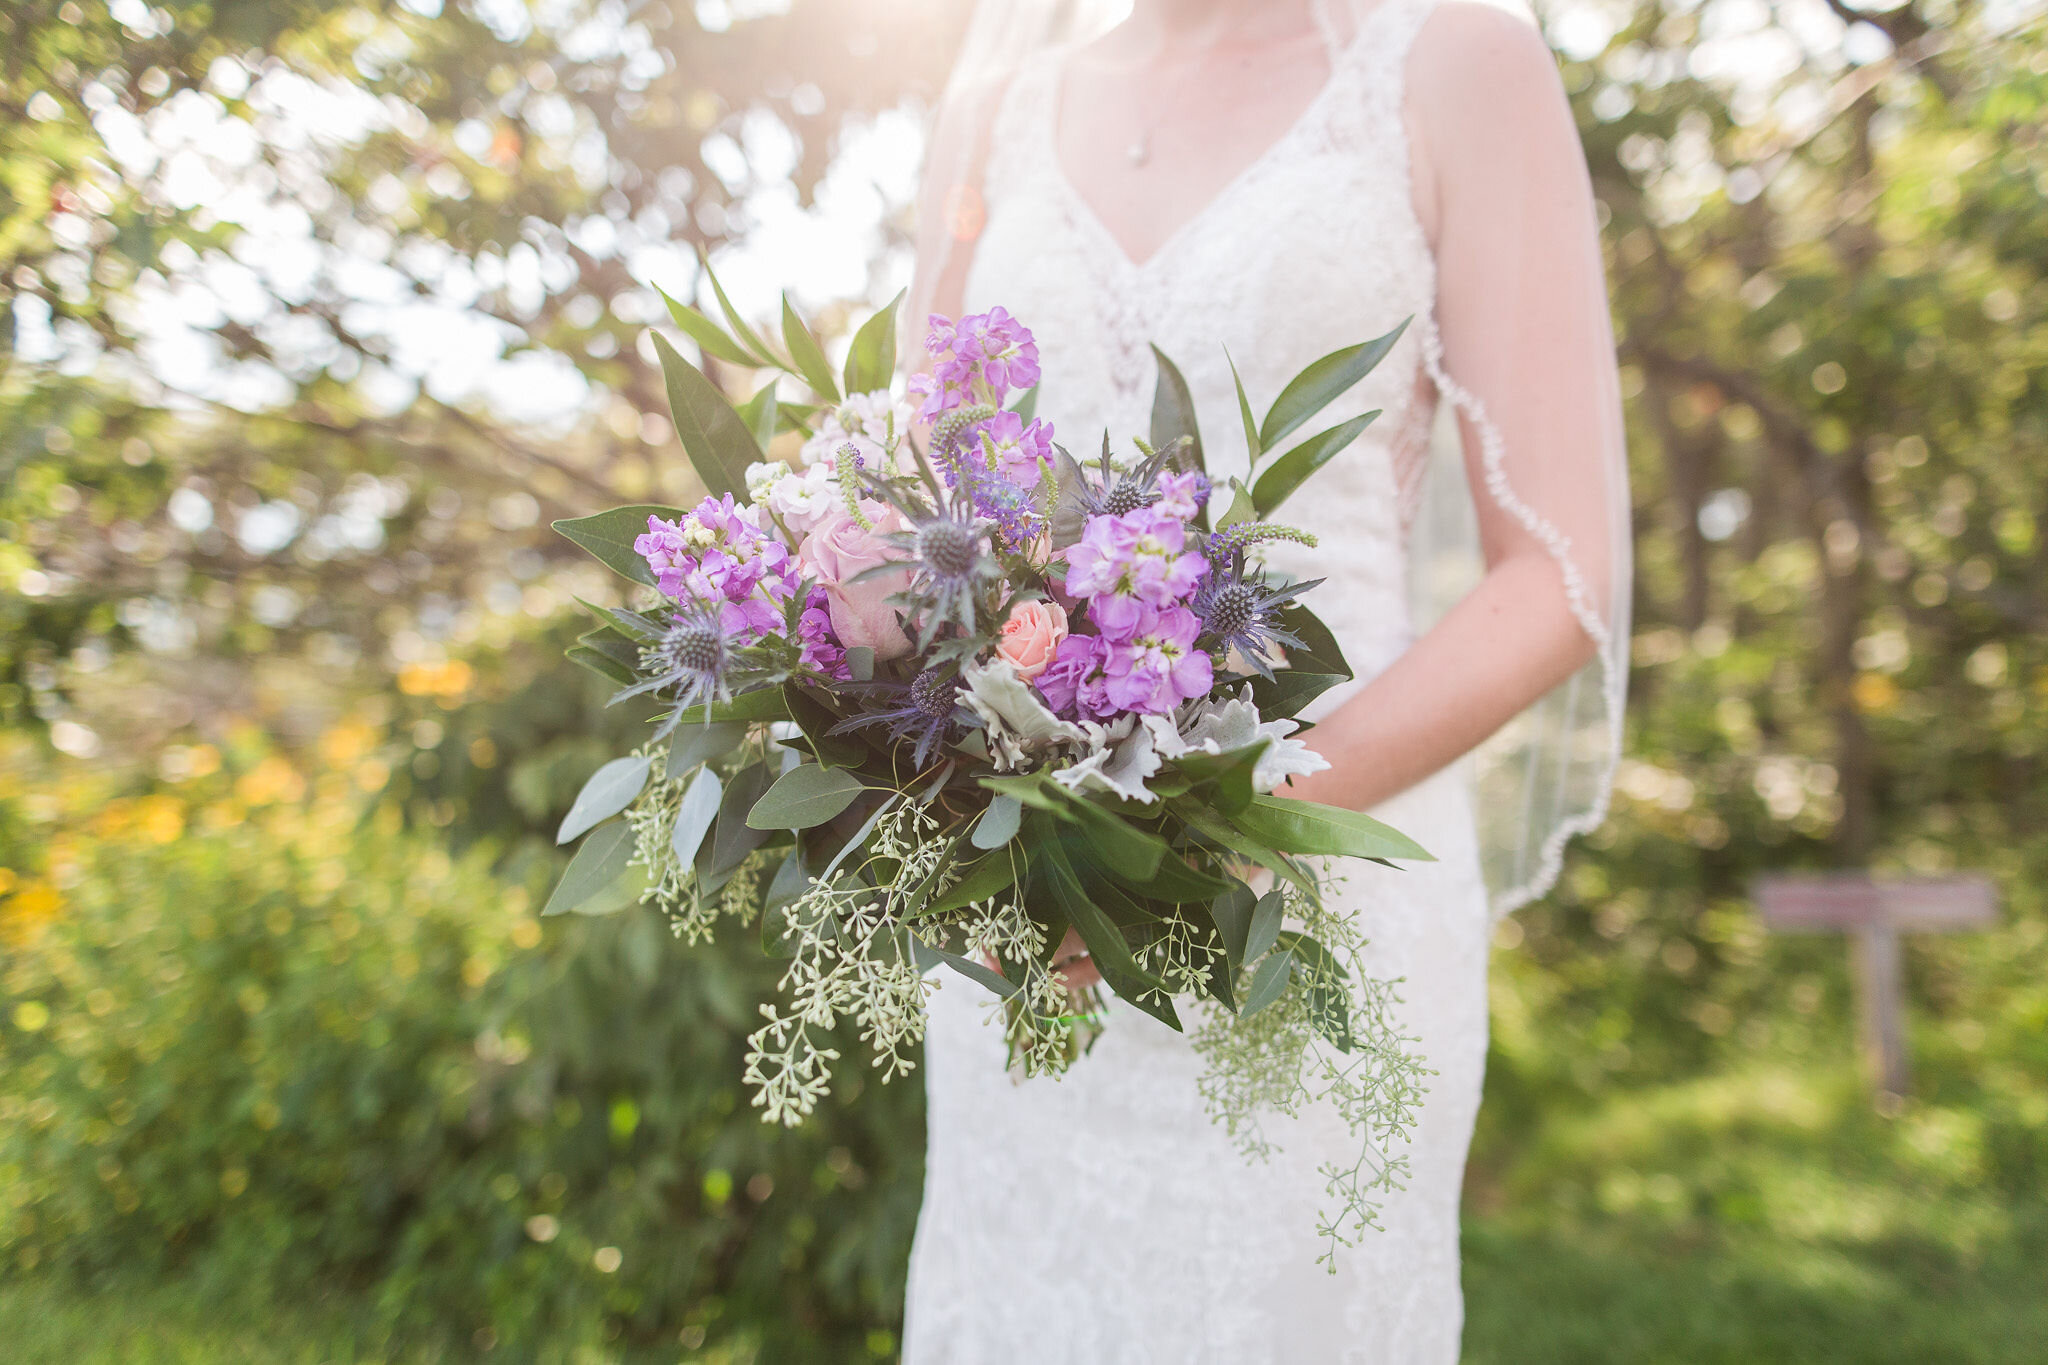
left=1040, top=19, right=1376, bottom=276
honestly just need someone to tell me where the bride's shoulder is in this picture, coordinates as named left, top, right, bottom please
left=1404, top=2, right=1564, bottom=98
left=1402, top=3, right=1576, bottom=145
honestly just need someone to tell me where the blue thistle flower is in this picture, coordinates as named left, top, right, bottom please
left=612, top=600, right=736, bottom=733
left=829, top=668, right=964, bottom=768
left=1190, top=557, right=1323, bottom=680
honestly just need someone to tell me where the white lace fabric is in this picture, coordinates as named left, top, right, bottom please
left=903, top=3, right=1516, bottom=1361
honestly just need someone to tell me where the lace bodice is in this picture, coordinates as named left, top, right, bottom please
left=963, top=1, right=1446, bottom=695
left=902, top=3, right=1497, bottom=1361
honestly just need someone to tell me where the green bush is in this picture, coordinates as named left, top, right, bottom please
left=0, top=793, right=923, bottom=1360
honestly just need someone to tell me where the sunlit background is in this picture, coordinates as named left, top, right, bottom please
left=3, top=0, right=2047, bottom=1361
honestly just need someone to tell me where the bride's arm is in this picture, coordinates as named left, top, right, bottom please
left=1284, top=4, right=1624, bottom=812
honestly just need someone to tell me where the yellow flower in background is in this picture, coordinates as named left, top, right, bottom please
left=235, top=755, right=306, bottom=806
left=1852, top=672, right=1900, bottom=714
left=397, top=660, right=474, bottom=701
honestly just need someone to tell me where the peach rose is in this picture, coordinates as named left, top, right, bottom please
left=799, top=507, right=914, bottom=661
left=995, top=598, right=1069, bottom=682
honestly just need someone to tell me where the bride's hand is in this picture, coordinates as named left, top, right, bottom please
left=1052, top=926, right=1101, bottom=991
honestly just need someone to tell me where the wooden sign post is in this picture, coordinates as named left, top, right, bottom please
left=1755, top=875, right=1997, bottom=1102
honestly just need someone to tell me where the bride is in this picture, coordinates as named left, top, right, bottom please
left=898, top=0, right=1629, bottom=1359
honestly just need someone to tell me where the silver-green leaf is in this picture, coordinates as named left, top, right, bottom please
left=557, top=754, right=653, bottom=844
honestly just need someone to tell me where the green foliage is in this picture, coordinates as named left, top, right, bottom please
left=0, top=790, right=920, bottom=1360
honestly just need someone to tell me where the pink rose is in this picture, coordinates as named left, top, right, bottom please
left=800, top=507, right=914, bottom=661
left=995, top=598, right=1069, bottom=682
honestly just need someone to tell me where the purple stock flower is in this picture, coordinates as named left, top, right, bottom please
left=1100, top=604, right=1214, bottom=715
left=1062, top=507, right=1209, bottom=638
left=796, top=584, right=851, bottom=680
left=1154, top=470, right=1210, bottom=520
left=980, top=409, right=1054, bottom=489
left=634, top=495, right=799, bottom=643
left=911, top=307, right=1042, bottom=419
left=1034, top=632, right=1116, bottom=721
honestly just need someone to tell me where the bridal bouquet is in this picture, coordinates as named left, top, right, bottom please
left=544, top=275, right=1430, bottom=1249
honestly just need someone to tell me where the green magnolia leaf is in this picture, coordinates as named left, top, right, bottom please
left=970, top=793, right=1022, bottom=850
left=1226, top=350, right=1262, bottom=466
left=781, top=294, right=841, bottom=402
left=1257, top=318, right=1410, bottom=449
left=842, top=288, right=903, bottom=396
left=783, top=684, right=867, bottom=768
left=737, top=377, right=779, bottom=453
left=1243, top=888, right=1286, bottom=963
left=1106, top=847, right=1232, bottom=905
left=554, top=504, right=680, bottom=587
left=1054, top=791, right=1167, bottom=882
left=1009, top=385, right=1039, bottom=422
left=670, top=767, right=724, bottom=865
left=1149, top=344, right=1204, bottom=475
left=666, top=719, right=745, bottom=780
left=567, top=645, right=637, bottom=686
left=543, top=820, right=636, bottom=916
left=1210, top=878, right=1257, bottom=966
left=1233, top=794, right=1433, bottom=862
left=1170, top=743, right=1265, bottom=818
left=1216, top=476, right=1257, bottom=530
left=1251, top=410, right=1379, bottom=517
left=1241, top=947, right=1295, bottom=1017
left=653, top=331, right=762, bottom=501
left=1170, top=799, right=1316, bottom=895
left=658, top=283, right=758, bottom=367
left=1038, top=825, right=1180, bottom=1031
left=1249, top=603, right=1353, bottom=718
left=977, top=772, right=1070, bottom=815
left=747, top=763, right=866, bottom=830
left=704, top=760, right=776, bottom=876
left=557, top=754, right=653, bottom=844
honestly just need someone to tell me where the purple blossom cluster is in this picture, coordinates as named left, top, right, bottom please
left=635, top=494, right=800, bottom=641
left=1037, top=491, right=1215, bottom=719
left=796, top=584, right=852, bottom=680
left=910, top=307, right=1041, bottom=421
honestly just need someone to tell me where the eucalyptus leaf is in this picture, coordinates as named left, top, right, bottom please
left=1243, top=887, right=1286, bottom=964
left=543, top=820, right=636, bottom=916
left=747, top=763, right=866, bottom=830
left=576, top=626, right=639, bottom=678
left=912, top=934, right=1020, bottom=998
left=653, top=331, right=762, bottom=502
left=570, top=860, right=653, bottom=918
left=557, top=754, right=653, bottom=844
left=670, top=767, right=724, bottom=866
left=1241, top=948, right=1295, bottom=1017
left=703, top=760, right=775, bottom=876
left=1257, top=318, right=1410, bottom=449
left=970, top=793, right=1022, bottom=850
left=553, top=504, right=680, bottom=587
left=666, top=720, right=745, bottom=780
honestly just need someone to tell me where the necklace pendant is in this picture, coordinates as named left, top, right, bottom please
left=1126, top=136, right=1149, bottom=167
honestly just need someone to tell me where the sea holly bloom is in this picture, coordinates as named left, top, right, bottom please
left=1189, top=558, right=1321, bottom=679
left=1063, top=507, right=1209, bottom=637
left=830, top=668, right=966, bottom=768
left=1100, top=604, right=1214, bottom=715
left=618, top=599, right=737, bottom=725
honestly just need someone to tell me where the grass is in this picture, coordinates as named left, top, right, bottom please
left=8, top=1064, right=2042, bottom=1363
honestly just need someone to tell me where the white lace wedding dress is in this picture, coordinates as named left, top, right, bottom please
left=903, top=2, right=1497, bottom=1359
